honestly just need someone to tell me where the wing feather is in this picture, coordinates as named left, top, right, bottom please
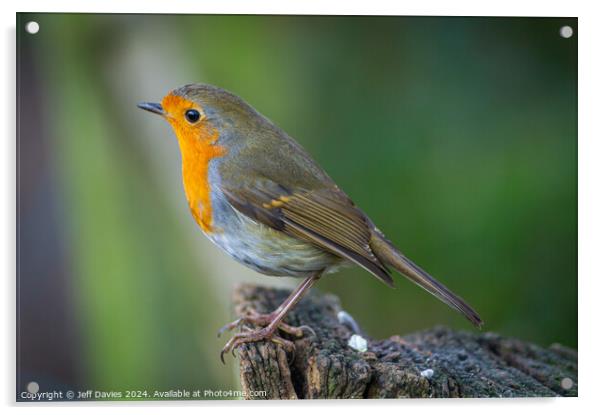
left=221, top=184, right=394, bottom=287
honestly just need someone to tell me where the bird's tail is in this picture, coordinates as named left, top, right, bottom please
left=370, top=231, right=483, bottom=328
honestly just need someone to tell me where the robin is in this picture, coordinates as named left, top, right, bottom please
left=138, top=84, right=482, bottom=362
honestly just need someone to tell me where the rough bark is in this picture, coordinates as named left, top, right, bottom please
left=232, top=284, right=577, bottom=399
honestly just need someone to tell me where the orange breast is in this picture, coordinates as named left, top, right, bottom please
left=162, top=94, right=227, bottom=233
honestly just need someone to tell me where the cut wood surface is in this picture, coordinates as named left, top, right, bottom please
left=232, top=284, right=577, bottom=399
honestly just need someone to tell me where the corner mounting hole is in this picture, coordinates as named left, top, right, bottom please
left=561, top=377, right=573, bottom=390
left=27, top=381, right=39, bottom=393
left=560, top=25, right=573, bottom=39
left=25, top=21, right=39, bottom=34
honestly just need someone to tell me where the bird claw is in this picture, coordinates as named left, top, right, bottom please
left=217, top=317, right=244, bottom=338
left=218, top=312, right=313, bottom=363
left=217, top=309, right=312, bottom=338
left=219, top=327, right=297, bottom=364
left=298, top=325, right=316, bottom=337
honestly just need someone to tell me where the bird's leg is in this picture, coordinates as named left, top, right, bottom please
left=217, top=274, right=316, bottom=337
left=220, top=272, right=321, bottom=363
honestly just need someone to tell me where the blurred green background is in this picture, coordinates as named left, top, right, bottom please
left=17, top=14, right=577, bottom=399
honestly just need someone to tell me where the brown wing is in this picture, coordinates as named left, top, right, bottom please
left=222, top=181, right=394, bottom=287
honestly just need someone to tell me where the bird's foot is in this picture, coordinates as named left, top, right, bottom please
left=220, top=326, right=296, bottom=364
left=217, top=309, right=316, bottom=363
left=217, top=309, right=314, bottom=338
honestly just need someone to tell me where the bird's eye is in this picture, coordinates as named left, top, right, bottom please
left=185, top=109, right=201, bottom=123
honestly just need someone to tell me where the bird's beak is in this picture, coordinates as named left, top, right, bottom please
left=137, top=102, right=165, bottom=116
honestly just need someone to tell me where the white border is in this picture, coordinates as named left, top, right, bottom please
left=9, top=0, right=583, bottom=16
left=2, top=1, right=599, bottom=414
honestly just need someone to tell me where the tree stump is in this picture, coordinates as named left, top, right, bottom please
left=232, top=284, right=577, bottom=399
